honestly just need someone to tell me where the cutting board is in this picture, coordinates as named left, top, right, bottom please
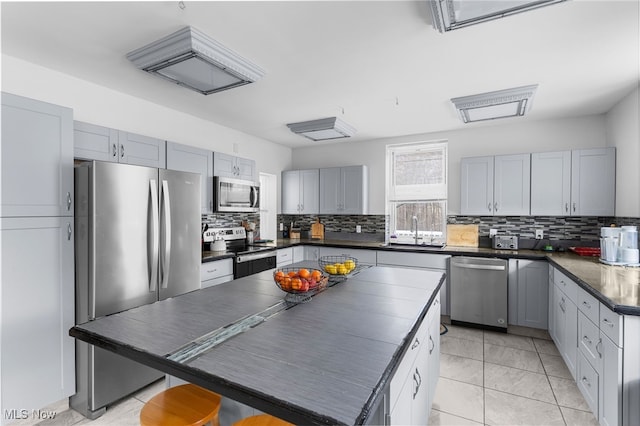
left=446, top=224, right=479, bottom=247
left=311, top=218, right=325, bottom=239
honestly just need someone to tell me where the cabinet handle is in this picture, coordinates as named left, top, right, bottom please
left=67, top=223, right=72, bottom=241
left=488, top=202, right=492, bottom=212
left=207, top=269, right=218, bottom=273
left=602, top=318, right=615, bottom=327
left=429, top=335, right=435, bottom=354
left=581, top=376, right=591, bottom=387
left=582, top=335, right=592, bottom=345
left=582, top=300, right=591, bottom=309
left=411, top=337, right=420, bottom=350
left=120, top=144, right=125, bottom=158
left=66, top=192, right=72, bottom=211
left=494, top=202, right=498, bottom=212
left=413, top=368, right=422, bottom=399
left=565, top=203, right=569, bottom=213
left=112, top=143, right=118, bottom=157
left=300, top=204, right=304, bottom=211
left=596, top=338, right=603, bottom=359
left=573, top=202, right=576, bottom=212
left=559, top=298, right=566, bottom=313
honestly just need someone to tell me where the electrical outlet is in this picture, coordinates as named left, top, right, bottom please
left=356, top=225, right=362, bottom=233
left=489, top=229, right=498, bottom=238
left=279, top=223, right=283, bottom=231
left=535, top=229, right=544, bottom=240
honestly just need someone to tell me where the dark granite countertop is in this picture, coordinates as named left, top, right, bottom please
left=266, top=238, right=640, bottom=315
left=71, top=264, right=445, bottom=425
left=201, top=250, right=235, bottom=263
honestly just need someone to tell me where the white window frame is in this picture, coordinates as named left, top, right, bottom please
left=386, top=141, right=448, bottom=235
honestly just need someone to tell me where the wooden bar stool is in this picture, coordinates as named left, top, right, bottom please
left=140, top=384, right=222, bottom=426
left=232, top=414, right=294, bottom=426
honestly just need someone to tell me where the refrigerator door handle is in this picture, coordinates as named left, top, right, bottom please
left=160, top=180, right=172, bottom=289
left=149, top=180, right=159, bottom=292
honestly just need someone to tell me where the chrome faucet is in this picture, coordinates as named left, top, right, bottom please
left=412, top=215, right=418, bottom=245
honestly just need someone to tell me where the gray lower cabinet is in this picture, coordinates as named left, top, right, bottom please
left=2, top=92, right=74, bottom=218
left=550, top=267, right=579, bottom=380
left=166, top=141, right=214, bottom=214
left=508, top=259, right=549, bottom=329
left=74, top=121, right=166, bottom=168
left=201, top=259, right=234, bottom=289
left=376, top=251, right=450, bottom=316
left=276, top=247, right=294, bottom=267
left=1, top=217, right=75, bottom=418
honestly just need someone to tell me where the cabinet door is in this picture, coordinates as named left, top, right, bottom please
left=531, top=151, right=571, bottom=215
left=460, top=156, right=494, bottom=215
left=2, top=92, right=73, bottom=217
left=571, top=148, right=615, bottom=216
left=517, top=260, right=549, bottom=329
left=319, top=167, right=341, bottom=214
left=74, top=121, right=118, bottom=162
left=118, top=131, right=166, bottom=168
left=281, top=170, right=301, bottom=214
left=236, top=156, right=256, bottom=181
left=166, top=142, right=214, bottom=214
left=341, top=166, right=367, bottom=214
left=213, top=152, right=237, bottom=178
left=494, top=153, right=530, bottom=215
left=599, top=333, right=622, bottom=426
left=564, top=296, right=579, bottom=380
left=548, top=269, right=556, bottom=342
left=300, top=169, right=319, bottom=214
left=1, top=217, right=75, bottom=413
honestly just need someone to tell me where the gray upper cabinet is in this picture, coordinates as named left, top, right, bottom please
left=74, top=121, right=166, bottom=168
left=460, top=154, right=530, bottom=215
left=117, top=131, right=166, bottom=168
left=166, top=142, right=214, bottom=214
left=281, top=169, right=319, bottom=215
left=213, top=152, right=256, bottom=181
left=319, top=165, right=368, bottom=215
left=2, top=92, right=74, bottom=217
left=531, top=148, right=615, bottom=216
left=74, top=121, right=119, bottom=162
left=571, top=147, right=615, bottom=216
left=531, top=151, right=572, bottom=215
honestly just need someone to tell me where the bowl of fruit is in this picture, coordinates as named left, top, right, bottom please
left=273, top=267, right=328, bottom=297
left=318, top=255, right=358, bottom=277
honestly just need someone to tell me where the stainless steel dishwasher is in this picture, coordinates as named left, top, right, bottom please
left=450, top=256, right=508, bottom=331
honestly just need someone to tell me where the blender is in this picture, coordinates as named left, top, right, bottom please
left=618, top=226, right=639, bottom=265
left=600, top=227, right=621, bottom=264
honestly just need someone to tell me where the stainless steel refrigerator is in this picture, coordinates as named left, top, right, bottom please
left=71, top=161, right=201, bottom=419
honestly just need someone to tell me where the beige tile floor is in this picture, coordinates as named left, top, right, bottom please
left=429, top=324, right=599, bottom=426
left=23, top=324, right=598, bottom=426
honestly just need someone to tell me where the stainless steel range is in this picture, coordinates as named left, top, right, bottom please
left=208, top=226, right=276, bottom=278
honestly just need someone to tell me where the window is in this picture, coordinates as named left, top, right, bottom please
left=386, top=141, right=448, bottom=243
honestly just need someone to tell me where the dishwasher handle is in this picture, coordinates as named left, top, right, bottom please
left=452, top=262, right=506, bottom=271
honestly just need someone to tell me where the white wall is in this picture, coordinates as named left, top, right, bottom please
left=1, top=55, right=293, bottom=209
left=292, top=115, right=610, bottom=215
left=605, top=86, right=640, bottom=217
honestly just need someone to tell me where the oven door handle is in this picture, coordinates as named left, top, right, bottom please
left=236, top=250, right=276, bottom=263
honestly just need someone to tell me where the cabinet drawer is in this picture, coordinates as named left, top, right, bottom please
left=201, top=259, right=233, bottom=282
left=576, top=351, right=599, bottom=417
left=202, top=275, right=233, bottom=289
left=276, top=248, right=293, bottom=265
left=577, top=288, right=599, bottom=325
left=599, top=305, right=623, bottom=347
left=578, top=311, right=601, bottom=372
left=554, top=268, right=578, bottom=303
left=376, top=251, right=450, bottom=269
left=390, top=310, right=431, bottom=411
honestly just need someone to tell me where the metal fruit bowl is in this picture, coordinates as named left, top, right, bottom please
left=318, top=255, right=358, bottom=276
left=273, top=267, right=329, bottom=294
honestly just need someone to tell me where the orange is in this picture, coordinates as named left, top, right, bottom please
left=274, top=271, right=285, bottom=283
left=287, top=271, right=297, bottom=278
left=282, top=277, right=292, bottom=290
left=311, top=270, right=322, bottom=281
left=298, top=268, right=310, bottom=279
left=291, top=278, right=302, bottom=290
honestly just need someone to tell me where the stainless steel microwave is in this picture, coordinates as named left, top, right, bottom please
left=214, top=176, right=260, bottom=213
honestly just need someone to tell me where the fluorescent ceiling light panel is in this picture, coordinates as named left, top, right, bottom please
left=286, top=117, right=357, bottom=141
left=451, top=85, right=538, bottom=123
left=127, top=26, right=265, bottom=95
left=428, top=0, right=567, bottom=33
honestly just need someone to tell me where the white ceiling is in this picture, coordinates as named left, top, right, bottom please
left=2, top=1, right=639, bottom=148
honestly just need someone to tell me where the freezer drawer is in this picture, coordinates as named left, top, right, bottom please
left=450, top=256, right=508, bottom=330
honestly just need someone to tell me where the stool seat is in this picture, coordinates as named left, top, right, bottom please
left=140, top=384, right=221, bottom=426
left=232, top=414, right=294, bottom=426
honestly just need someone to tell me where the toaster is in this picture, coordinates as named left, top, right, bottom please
left=493, top=235, right=518, bottom=250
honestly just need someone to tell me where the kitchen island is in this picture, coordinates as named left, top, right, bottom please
left=70, top=263, right=445, bottom=425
